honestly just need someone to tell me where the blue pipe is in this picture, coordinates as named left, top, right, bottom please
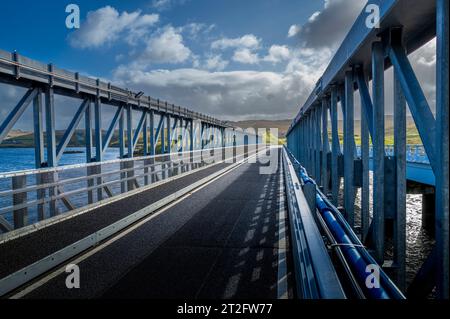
left=315, top=193, right=390, bottom=299
left=286, top=149, right=404, bottom=299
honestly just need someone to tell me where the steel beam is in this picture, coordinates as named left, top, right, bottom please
left=0, top=87, right=39, bottom=143
left=322, top=98, right=329, bottom=195
left=33, top=89, right=44, bottom=168
left=102, top=106, right=124, bottom=155
left=45, top=87, right=57, bottom=168
left=435, top=0, right=449, bottom=299
left=132, top=111, right=147, bottom=153
left=160, top=114, right=165, bottom=154
left=118, top=109, right=125, bottom=159
left=389, top=39, right=437, bottom=171
left=94, top=98, right=102, bottom=162
left=143, top=113, right=148, bottom=156
left=85, top=100, right=93, bottom=162
left=56, top=99, right=89, bottom=163
left=372, top=41, right=385, bottom=263
left=360, top=95, right=370, bottom=241
left=149, top=110, right=155, bottom=156
left=393, top=69, right=407, bottom=292
left=355, top=67, right=374, bottom=139
left=344, top=70, right=355, bottom=228
left=166, top=115, right=172, bottom=154
left=126, top=106, right=133, bottom=158
left=154, top=114, right=164, bottom=154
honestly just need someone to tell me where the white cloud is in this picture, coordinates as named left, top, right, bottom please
left=211, top=34, right=260, bottom=50
left=264, top=45, right=291, bottom=63
left=140, top=26, right=191, bottom=64
left=182, top=23, right=216, bottom=40
left=112, top=66, right=316, bottom=120
left=152, top=0, right=171, bottom=10
left=232, top=49, right=259, bottom=65
left=69, top=6, right=159, bottom=49
left=152, top=0, right=188, bottom=11
left=287, top=25, right=301, bottom=38
left=295, top=0, right=367, bottom=49
left=205, top=55, right=229, bottom=71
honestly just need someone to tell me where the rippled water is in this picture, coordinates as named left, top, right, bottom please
left=0, top=147, right=120, bottom=173
left=350, top=172, right=434, bottom=288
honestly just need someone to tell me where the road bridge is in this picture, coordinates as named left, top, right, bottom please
left=0, top=0, right=447, bottom=300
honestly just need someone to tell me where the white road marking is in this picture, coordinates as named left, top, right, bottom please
left=10, top=154, right=258, bottom=299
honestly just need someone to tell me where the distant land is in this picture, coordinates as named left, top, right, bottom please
left=1, top=116, right=422, bottom=148
left=228, top=119, right=292, bottom=138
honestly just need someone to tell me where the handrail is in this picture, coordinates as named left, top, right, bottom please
left=282, top=147, right=346, bottom=299
left=0, top=50, right=228, bottom=127
left=285, top=147, right=405, bottom=299
left=0, top=145, right=260, bottom=234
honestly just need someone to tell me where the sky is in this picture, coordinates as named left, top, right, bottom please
left=0, top=0, right=437, bottom=130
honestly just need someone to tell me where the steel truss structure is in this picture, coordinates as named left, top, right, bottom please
left=0, top=49, right=258, bottom=169
left=286, top=0, right=448, bottom=299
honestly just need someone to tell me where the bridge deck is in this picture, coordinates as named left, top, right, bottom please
left=0, top=162, right=232, bottom=279
left=3, top=149, right=293, bottom=299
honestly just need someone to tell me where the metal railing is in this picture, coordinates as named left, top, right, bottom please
left=353, top=145, right=430, bottom=164
left=0, top=145, right=257, bottom=235
left=282, top=147, right=346, bottom=299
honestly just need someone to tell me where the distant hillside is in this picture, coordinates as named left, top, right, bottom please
left=1, top=130, right=109, bottom=148
left=1, top=116, right=421, bottom=148
left=228, top=119, right=291, bottom=138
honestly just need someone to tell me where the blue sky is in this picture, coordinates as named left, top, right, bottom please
left=0, top=0, right=437, bottom=126
left=0, top=0, right=322, bottom=75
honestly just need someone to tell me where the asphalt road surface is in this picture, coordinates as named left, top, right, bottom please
left=16, top=149, right=294, bottom=299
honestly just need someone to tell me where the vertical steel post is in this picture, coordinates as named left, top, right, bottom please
left=361, top=82, right=370, bottom=242
left=149, top=111, right=156, bottom=183
left=344, top=70, right=355, bottom=227
left=322, top=98, right=329, bottom=195
left=310, top=110, right=315, bottom=177
left=94, top=97, right=103, bottom=201
left=45, top=87, right=57, bottom=216
left=45, top=87, right=56, bottom=168
left=86, top=99, right=94, bottom=203
left=85, top=100, right=93, bottom=162
left=149, top=110, right=155, bottom=156
left=33, top=89, right=44, bottom=168
left=316, top=107, right=322, bottom=183
left=190, top=120, right=194, bottom=165
left=119, top=108, right=125, bottom=159
left=143, top=114, right=149, bottom=185
left=143, top=114, right=148, bottom=156
left=308, top=114, right=313, bottom=174
left=436, top=0, right=449, bottom=299
left=394, top=69, right=407, bottom=291
left=160, top=114, right=166, bottom=154
left=372, top=41, right=385, bottom=263
left=94, top=98, right=103, bottom=162
left=331, top=87, right=340, bottom=205
left=126, top=105, right=133, bottom=158
left=166, top=115, right=171, bottom=154
left=33, top=89, right=45, bottom=220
